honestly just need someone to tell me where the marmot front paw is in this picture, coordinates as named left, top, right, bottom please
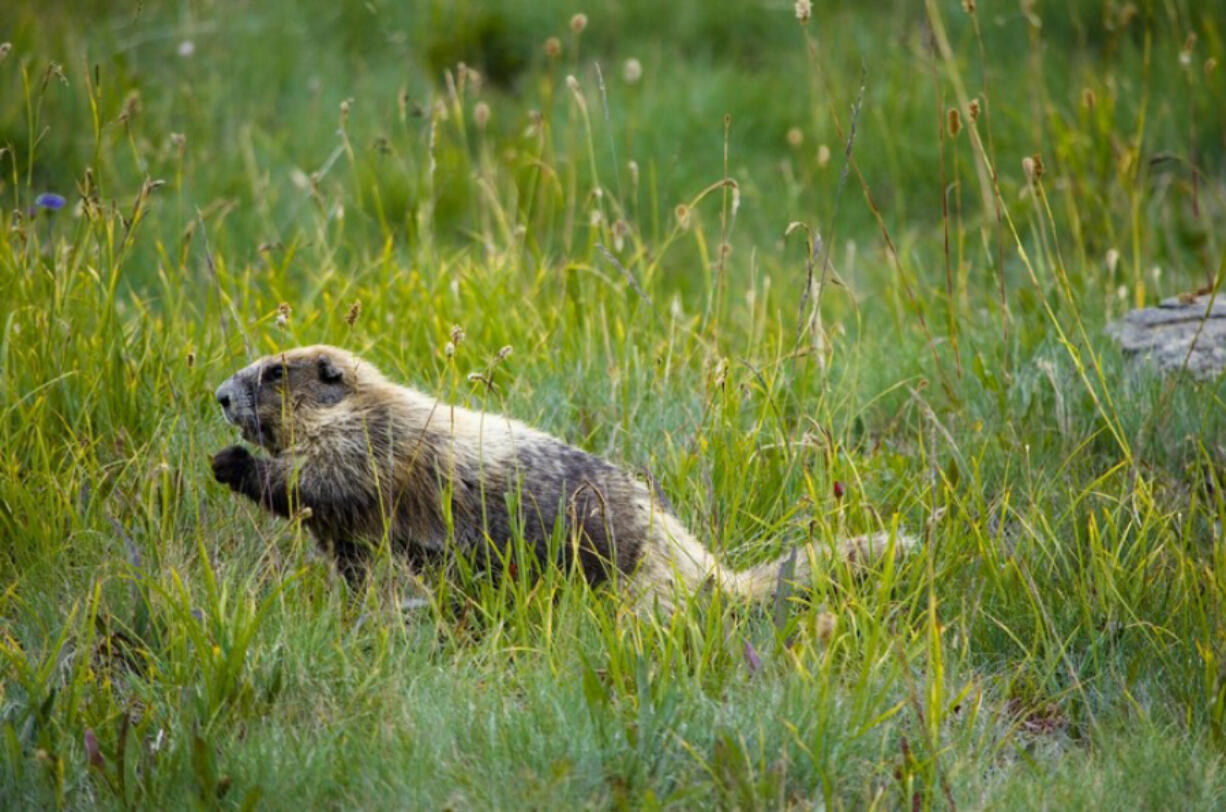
left=211, top=445, right=253, bottom=488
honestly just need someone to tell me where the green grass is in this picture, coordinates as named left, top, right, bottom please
left=3, top=0, right=1226, bottom=807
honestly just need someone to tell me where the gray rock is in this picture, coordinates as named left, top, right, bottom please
left=1106, top=294, right=1226, bottom=379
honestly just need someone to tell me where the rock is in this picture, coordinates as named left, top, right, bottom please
left=1106, top=294, right=1226, bottom=379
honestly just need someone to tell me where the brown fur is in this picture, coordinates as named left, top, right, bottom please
left=211, top=345, right=914, bottom=611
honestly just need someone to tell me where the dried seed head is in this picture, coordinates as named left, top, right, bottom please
left=444, top=342, right=455, bottom=358
left=1205, top=57, right=1218, bottom=76
left=497, top=345, right=513, bottom=361
left=0, top=43, right=11, bottom=61
left=961, top=0, right=975, bottom=11
left=466, top=371, right=486, bottom=384
left=622, top=57, right=642, bottom=84
left=794, top=0, right=811, bottom=23
left=120, top=90, right=141, bottom=123
left=450, top=324, right=466, bottom=344
left=473, top=101, right=490, bottom=129
left=1105, top=248, right=1120, bottom=274
left=817, top=144, right=831, bottom=168
left=674, top=204, right=691, bottom=229
left=947, top=107, right=961, bottom=137
left=186, top=351, right=196, bottom=368
left=339, top=99, right=351, bottom=122
left=589, top=209, right=603, bottom=227
left=968, top=98, right=981, bottom=121
left=1022, top=153, right=1043, bottom=183
left=346, top=300, right=361, bottom=326
left=566, top=74, right=580, bottom=92
left=815, top=611, right=837, bottom=642
left=170, top=132, right=186, bottom=149
left=786, top=127, right=804, bottom=148
left=570, top=13, right=588, bottom=34
left=276, top=302, right=291, bottom=328
left=544, top=37, right=562, bottom=58
left=628, top=160, right=639, bottom=186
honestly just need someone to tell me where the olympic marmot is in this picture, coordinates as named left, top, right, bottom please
left=211, top=345, right=914, bottom=610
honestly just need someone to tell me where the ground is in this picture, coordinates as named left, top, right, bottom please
left=2, top=0, right=1226, bottom=808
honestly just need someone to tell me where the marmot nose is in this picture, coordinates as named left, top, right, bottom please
left=215, top=381, right=233, bottom=411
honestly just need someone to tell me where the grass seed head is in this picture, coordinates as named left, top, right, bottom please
left=787, top=127, right=803, bottom=148
left=544, top=37, right=562, bottom=58
left=817, top=144, right=831, bottom=167
left=570, top=13, right=588, bottom=34
left=675, top=204, right=691, bottom=229
left=346, top=300, right=361, bottom=326
left=968, top=98, right=981, bottom=120
left=947, top=107, right=961, bottom=137
left=794, top=0, right=811, bottom=23
left=473, top=101, right=490, bottom=129
left=623, top=58, right=642, bottom=84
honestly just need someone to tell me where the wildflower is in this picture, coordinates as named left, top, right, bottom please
left=622, top=57, right=642, bottom=84
left=544, top=37, right=562, bottom=58
left=832, top=480, right=845, bottom=500
left=473, top=101, right=490, bottom=129
left=795, top=0, right=811, bottom=23
left=786, top=127, right=804, bottom=148
left=35, top=193, right=66, bottom=211
left=570, top=13, right=588, bottom=34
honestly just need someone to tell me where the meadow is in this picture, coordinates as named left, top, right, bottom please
left=3, top=0, right=1226, bottom=807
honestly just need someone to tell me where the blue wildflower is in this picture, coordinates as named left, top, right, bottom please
left=35, top=193, right=66, bottom=211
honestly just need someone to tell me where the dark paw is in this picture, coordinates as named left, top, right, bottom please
left=211, top=445, right=253, bottom=488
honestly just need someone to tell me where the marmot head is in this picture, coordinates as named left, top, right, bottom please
left=214, top=345, right=374, bottom=453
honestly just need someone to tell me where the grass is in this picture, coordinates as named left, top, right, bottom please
left=3, top=0, right=1226, bottom=807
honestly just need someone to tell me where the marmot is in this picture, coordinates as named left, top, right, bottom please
left=211, top=345, right=913, bottom=610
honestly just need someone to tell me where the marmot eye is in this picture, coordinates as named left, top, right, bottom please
left=264, top=363, right=285, bottom=382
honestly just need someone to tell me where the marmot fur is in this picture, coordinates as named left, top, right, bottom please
left=211, top=345, right=913, bottom=610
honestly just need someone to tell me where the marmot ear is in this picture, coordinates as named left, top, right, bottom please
left=317, top=354, right=345, bottom=384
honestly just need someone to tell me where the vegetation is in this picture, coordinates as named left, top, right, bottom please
left=3, top=0, right=1226, bottom=807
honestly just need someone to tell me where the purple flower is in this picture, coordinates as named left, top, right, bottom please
left=35, top=193, right=66, bottom=211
